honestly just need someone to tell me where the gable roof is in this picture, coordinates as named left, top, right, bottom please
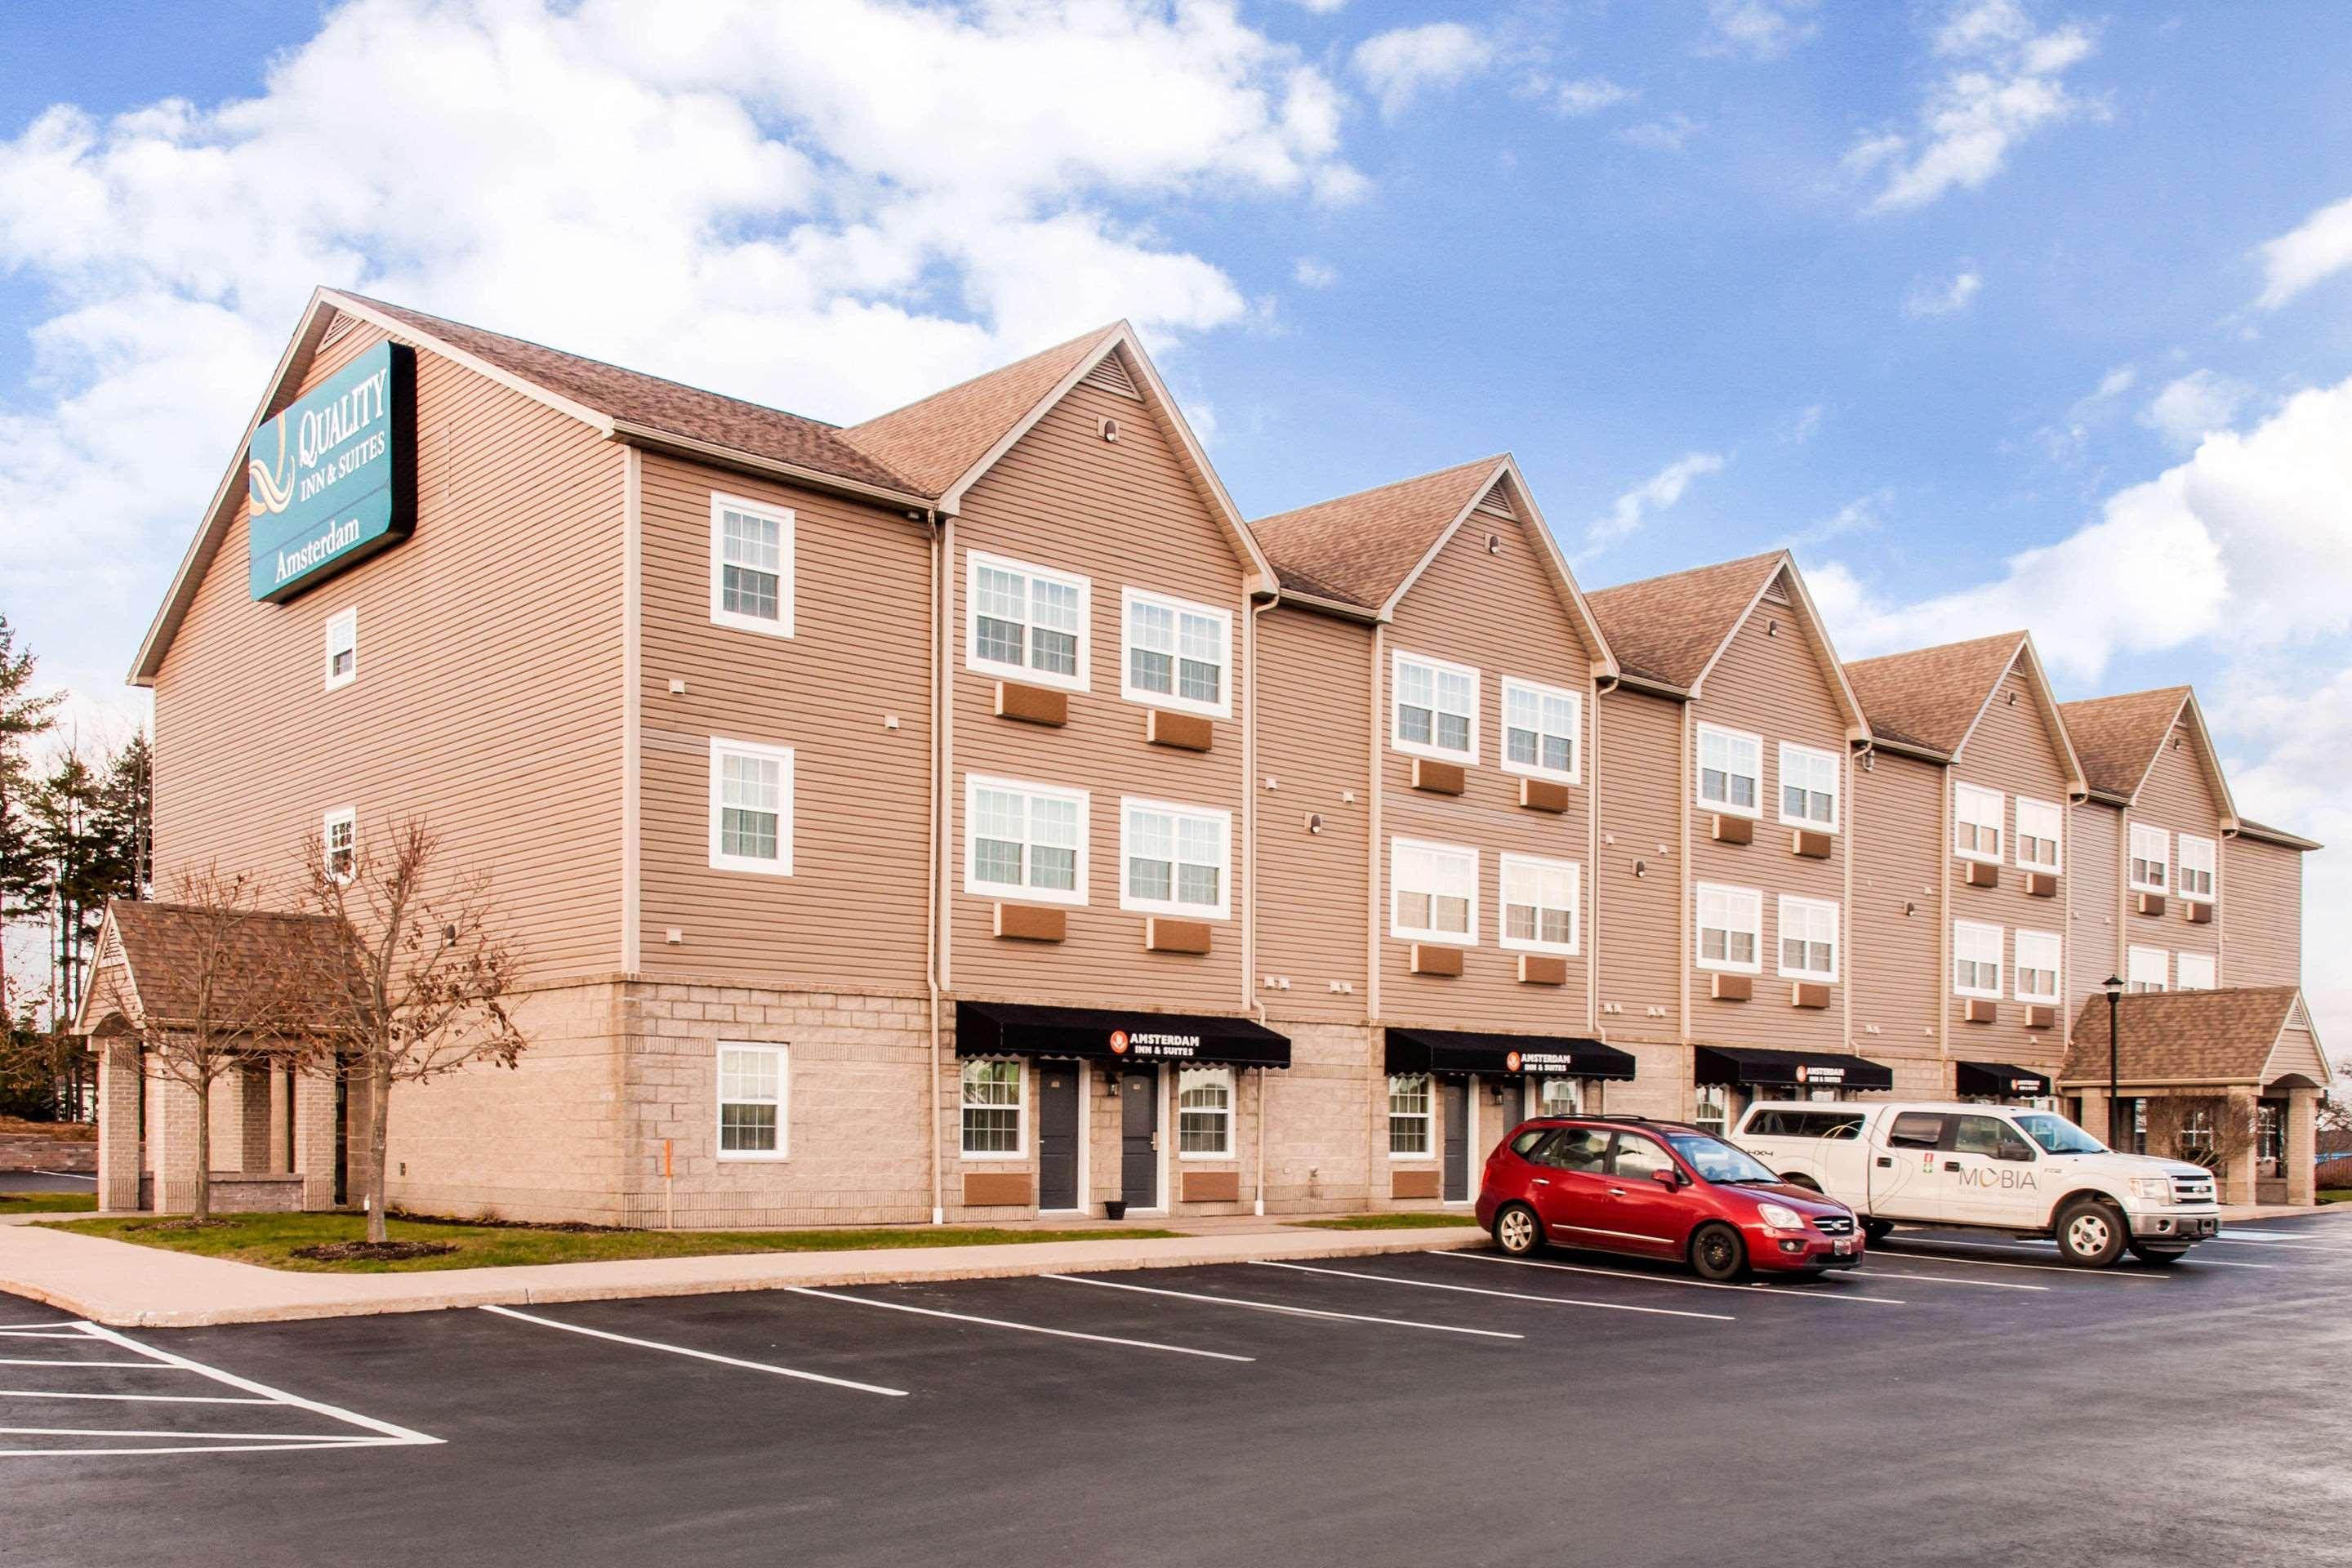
left=1245, top=456, right=1616, bottom=670
left=2234, top=817, right=2323, bottom=853
left=2058, top=685, right=2238, bottom=826
left=1843, top=630, right=2086, bottom=789
left=842, top=325, right=1120, bottom=498
left=75, top=899, right=357, bottom=1040
left=2062, top=987, right=2321, bottom=1086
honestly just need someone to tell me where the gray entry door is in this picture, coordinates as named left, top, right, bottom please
left=1038, top=1064, right=1080, bottom=1211
left=1120, top=1067, right=1159, bottom=1209
left=1442, top=1080, right=1471, bottom=1201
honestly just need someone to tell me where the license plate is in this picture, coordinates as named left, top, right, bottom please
left=1834, top=1240, right=1853, bottom=1255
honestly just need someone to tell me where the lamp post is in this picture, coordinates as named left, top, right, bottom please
left=2101, top=974, right=2126, bottom=1150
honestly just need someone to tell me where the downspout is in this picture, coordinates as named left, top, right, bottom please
left=1589, top=674, right=1615, bottom=1040
left=1246, top=593, right=1276, bottom=1216
left=1845, top=741, right=1864, bottom=1060
left=927, top=508, right=947, bottom=1226
left=1366, top=622, right=1387, bottom=1192
left=1939, top=759, right=1953, bottom=1089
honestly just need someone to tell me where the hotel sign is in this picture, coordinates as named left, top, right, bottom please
left=247, top=341, right=416, bottom=601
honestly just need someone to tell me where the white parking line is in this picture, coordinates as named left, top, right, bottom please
left=1042, top=1272, right=1525, bottom=1339
left=0, top=1359, right=164, bottom=1369
left=1252, top=1260, right=1738, bottom=1321
left=0, top=1389, right=274, bottom=1404
left=2202, top=1236, right=2352, bottom=1254
left=479, top=1304, right=907, bottom=1397
left=0, top=1426, right=381, bottom=1443
left=1854, top=1269, right=2048, bottom=1292
left=786, top=1286, right=1254, bottom=1363
left=73, top=1323, right=443, bottom=1446
left=0, top=1322, right=80, bottom=1331
left=1872, top=1244, right=2164, bottom=1279
left=0, top=1330, right=86, bottom=1339
left=1446, top=1252, right=1907, bottom=1305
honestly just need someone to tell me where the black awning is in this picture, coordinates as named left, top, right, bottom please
left=955, top=1001, right=1290, bottom=1069
left=1383, top=1029, right=1637, bottom=1081
left=1695, top=1046, right=1894, bottom=1094
left=1955, top=1061, right=2053, bottom=1098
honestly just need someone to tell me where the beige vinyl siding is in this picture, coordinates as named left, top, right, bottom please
left=1595, top=687, right=1683, bottom=1041
left=1685, top=604, right=1847, bottom=1049
left=2067, top=800, right=2123, bottom=1021
left=635, top=452, right=933, bottom=991
left=2224, top=836, right=2302, bottom=987
left=947, top=380, right=1250, bottom=1012
left=1253, top=607, right=1372, bottom=1021
left=152, top=320, right=626, bottom=978
left=1376, top=491, right=1597, bottom=1033
left=1945, top=660, right=2075, bottom=1067
left=2127, top=720, right=2222, bottom=975
left=1849, top=749, right=1942, bottom=1062
left=2264, top=1021, right=2328, bottom=1085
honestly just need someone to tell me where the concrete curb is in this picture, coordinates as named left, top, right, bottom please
left=1, top=1223, right=1492, bottom=1329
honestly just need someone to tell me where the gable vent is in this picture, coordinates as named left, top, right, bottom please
left=1473, top=483, right=1517, bottom=520
left=318, top=312, right=358, bottom=350
left=1080, top=351, right=1143, bottom=401
left=1761, top=569, right=1793, bottom=605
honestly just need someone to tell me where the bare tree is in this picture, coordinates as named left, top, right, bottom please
left=302, top=817, right=526, bottom=1243
left=2140, top=1094, right=2256, bottom=1175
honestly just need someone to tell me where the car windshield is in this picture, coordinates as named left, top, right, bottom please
left=2015, top=1113, right=2105, bottom=1155
left=1665, top=1132, right=1780, bottom=1185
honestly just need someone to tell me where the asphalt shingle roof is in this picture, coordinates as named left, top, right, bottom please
left=2056, top=687, right=2190, bottom=799
left=1584, top=552, right=1784, bottom=689
left=1248, top=458, right=1503, bottom=610
left=2063, top=987, right=2303, bottom=1085
left=1844, top=632, right=2026, bottom=756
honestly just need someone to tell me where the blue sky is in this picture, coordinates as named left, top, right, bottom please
left=2, top=0, right=2350, bottom=1014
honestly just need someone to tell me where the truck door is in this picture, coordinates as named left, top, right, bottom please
left=1942, top=1113, right=2042, bottom=1227
left=1869, top=1111, right=1949, bottom=1222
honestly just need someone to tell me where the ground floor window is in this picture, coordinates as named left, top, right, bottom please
left=2257, top=1100, right=2286, bottom=1174
left=716, top=1043, right=786, bottom=1158
left=1178, top=1066, right=1234, bottom=1156
left=1694, top=1083, right=1730, bottom=1135
left=960, top=1058, right=1023, bottom=1157
left=1535, top=1076, right=1581, bottom=1117
left=1388, top=1073, right=1432, bottom=1156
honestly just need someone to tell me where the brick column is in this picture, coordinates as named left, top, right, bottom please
left=2221, top=1086, right=2261, bottom=1206
left=2286, top=1087, right=2319, bottom=1207
left=145, top=1053, right=203, bottom=1216
left=94, top=1040, right=143, bottom=1213
left=237, top=1062, right=273, bottom=1172
left=294, top=1068, right=340, bottom=1210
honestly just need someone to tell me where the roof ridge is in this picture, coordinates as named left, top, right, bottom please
left=1249, top=454, right=1507, bottom=531
left=1585, top=548, right=1785, bottom=602
left=844, top=322, right=1122, bottom=432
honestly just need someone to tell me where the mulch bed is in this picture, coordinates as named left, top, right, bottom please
left=390, top=1209, right=624, bottom=1235
left=128, top=1218, right=235, bottom=1233
left=290, top=1240, right=461, bottom=1263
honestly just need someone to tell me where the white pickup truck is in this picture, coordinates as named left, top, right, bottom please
left=1731, top=1101, right=2222, bottom=1267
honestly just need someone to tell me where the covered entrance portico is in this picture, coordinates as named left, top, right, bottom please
left=1692, top=1046, right=1895, bottom=1136
left=1382, top=1030, right=1638, bottom=1204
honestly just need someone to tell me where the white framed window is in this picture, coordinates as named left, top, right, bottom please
left=1953, top=920, right=2003, bottom=999
left=1177, top=1066, right=1234, bottom=1157
left=1778, top=743, right=1840, bottom=831
left=2015, top=929, right=2062, bottom=1004
left=1696, top=883, right=1762, bottom=973
left=2127, top=945, right=2169, bottom=994
left=959, top=1058, right=1024, bottom=1158
left=1693, top=1083, right=1730, bottom=1136
left=2016, top=797, right=2063, bottom=872
left=1392, top=650, right=1479, bottom=763
left=1391, top=837, right=1478, bottom=944
left=966, top=776, right=1089, bottom=905
left=1121, top=588, right=1230, bottom=718
left=709, top=494, right=794, bottom=637
left=2128, top=823, right=2169, bottom=893
left=2177, top=834, right=2216, bottom=902
left=1499, top=854, right=1580, bottom=956
left=1954, top=783, right=2004, bottom=862
left=1696, top=724, right=1762, bottom=817
left=1120, top=798, right=1230, bottom=920
left=1535, top=1077, right=1582, bottom=1117
left=716, top=1042, right=787, bottom=1159
left=968, top=550, right=1089, bottom=691
left=2175, top=951, right=2216, bottom=991
left=1776, top=895, right=1839, bottom=982
left=323, top=608, right=358, bottom=691
left=1388, top=1073, right=1432, bottom=1156
left=1500, top=678, right=1580, bottom=783
left=709, top=737, right=794, bottom=875
left=322, top=807, right=357, bottom=885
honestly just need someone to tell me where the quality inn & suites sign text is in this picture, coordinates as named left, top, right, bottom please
left=247, top=341, right=416, bottom=601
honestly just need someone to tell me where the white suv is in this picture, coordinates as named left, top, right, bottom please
left=1731, top=1101, right=2221, bottom=1267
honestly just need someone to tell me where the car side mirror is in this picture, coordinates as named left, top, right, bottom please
left=1652, top=1165, right=1682, bottom=1187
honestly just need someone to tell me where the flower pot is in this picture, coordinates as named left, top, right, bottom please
left=1103, top=1200, right=1127, bottom=1221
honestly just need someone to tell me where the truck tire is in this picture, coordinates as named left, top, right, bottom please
left=2127, top=1243, right=2185, bottom=1267
left=1690, top=1222, right=1748, bottom=1281
left=2055, top=1197, right=2128, bottom=1267
left=1493, top=1203, right=1543, bottom=1257
left=1862, top=1219, right=1895, bottom=1245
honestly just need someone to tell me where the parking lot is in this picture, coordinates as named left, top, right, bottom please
left=5, top=1214, right=2350, bottom=1568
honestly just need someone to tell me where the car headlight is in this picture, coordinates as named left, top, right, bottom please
left=1756, top=1202, right=1807, bottom=1231
left=2129, top=1176, right=2172, bottom=1201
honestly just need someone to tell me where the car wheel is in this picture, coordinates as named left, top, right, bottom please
left=2056, top=1198, right=2128, bottom=1267
left=1862, top=1219, right=1895, bottom=1244
left=1689, top=1221, right=1748, bottom=1281
left=1493, top=1203, right=1543, bottom=1257
left=1781, top=1173, right=1822, bottom=1193
left=2127, top=1244, right=2185, bottom=1267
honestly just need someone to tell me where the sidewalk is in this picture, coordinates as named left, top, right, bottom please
left=0, top=1218, right=1487, bottom=1329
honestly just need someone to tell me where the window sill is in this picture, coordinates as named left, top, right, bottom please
left=710, top=610, right=795, bottom=639
left=716, top=1151, right=791, bottom=1163
left=1122, top=688, right=1230, bottom=722
left=969, top=657, right=1087, bottom=695
left=957, top=1152, right=1028, bottom=1164
left=1392, top=929, right=1476, bottom=947
left=971, top=884, right=1086, bottom=908
left=1501, top=762, right=1579, bottom=788
left=710, top=856, right=795, bottom=877
left=1392, top=739, right=1478, bottom=768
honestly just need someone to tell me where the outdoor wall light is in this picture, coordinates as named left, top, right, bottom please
left=1633, top=859, right=1647, bottom=878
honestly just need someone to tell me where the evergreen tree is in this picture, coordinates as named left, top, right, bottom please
left=29, top=751, right=113, bottom=1027
left=0, top=614, right=60, bottom=1040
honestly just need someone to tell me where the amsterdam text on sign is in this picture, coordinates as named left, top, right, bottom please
left=1108, top=1028, right=1205, bottom=1059
left=247, top=341, right=416, bottom=601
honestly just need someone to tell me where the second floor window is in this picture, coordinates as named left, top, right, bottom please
left=2016, top=798, right=2063, bottom=871
left=1955, top=783, right=2004, bottom=862
left=1392, top=837, right=1477, bottom=943
left=1501, top=679, right=1579, bottom=782
left=1954, top=920, right=2002, bottom=998
left=1696, top=883, right=1761, bottom=973
left=323, top=608, right=357, bottom=690
left=2129, top=823, right=2169, bottom=893
left=710, top=497, right=794, bottom=635
left=1776, top=895, right=1838, bottom=981
left=969, top=552, right=1089, bottom=689
left=1697, top=724, right=1761, bottom=816
left=2176, top=951, right=2216, bottom=991
left=968, top=777, right=1087, bottom=903
left=709, top=738, right=794, bottom=875
left=2127, top=944, right=2168, bottom=993
left=2177, top=834, right=2216, bottom=901
left=2015, top=929, right=2061, bottom=1003
left=1122, top=590, right=1229, bottom=715
left=1120, top=799, right=1229, bottom=919
left=322, top=807, right=357, bottom=885
left=1779, top=743, right=1839, bottom=830
left=1392, top=652, right=1478, bottom=761
left=1499, top=853, right=1579, bottom=955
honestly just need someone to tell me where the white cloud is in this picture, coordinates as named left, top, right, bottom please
left=1701, top=0, right=1821, bottom=60
left=2253, top=193, right=2352, bottom=310
left=1292, top=256, right=1338, bottom=288
left=1584, top=451, right=1726, bottom=555
left=0, top=0, right=1362, bottom=706
left=1854, top=1, right=2100, bottom=212
left=1903, top=268, right=1982, bottom=317
left=1617, top=113, right=1702, bottom=152
left=1783, top=488, right=1892, bottom=549
left=1788, top=403, right=1825, bottom=443
left=1285, top=0, right=1350, bottom=11
left=2138, top=369, right=2253, bottom=452
left=1352, top=23, right=1493, bottom=120
left=1552, top=77, right=1636, bottom=117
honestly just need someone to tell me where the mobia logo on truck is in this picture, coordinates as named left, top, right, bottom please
left=1955, top=1166, right=2039, bottom=1192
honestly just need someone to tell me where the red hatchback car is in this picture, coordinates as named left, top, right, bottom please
left=1477, top=1115, right=1864, bottom=1280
